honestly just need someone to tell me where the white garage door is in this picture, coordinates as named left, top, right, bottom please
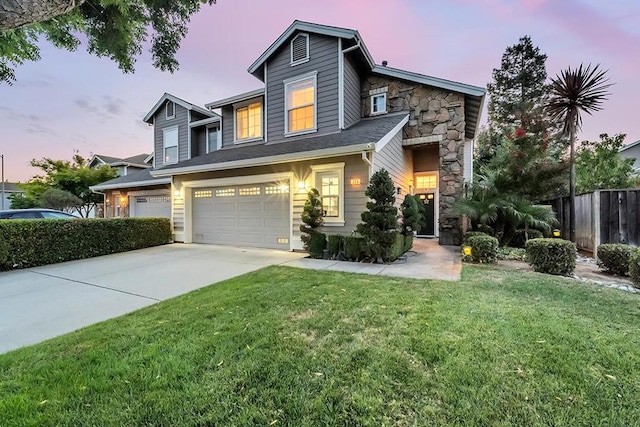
left=192, top=182, right=290, bottom=249
left=132, top=195, right=171, bottom=218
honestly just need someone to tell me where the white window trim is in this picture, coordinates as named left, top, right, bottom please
left=371, top=93, right=388, bottom=116
left=205, top=126, right=221, bottom=154
left=166, top=101, right=175, bottom=120
left=284, top=71, right=318, bottom=137
left=290, top=33, right=310, bottom=66
left=233, top=99, right=263, bottom=144
left=162, top=125, right=179, bottom=165
left=310, top=162, right=345, bottom=225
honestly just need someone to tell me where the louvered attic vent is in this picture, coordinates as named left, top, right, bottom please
left=290, top=34, right=309, bottom=65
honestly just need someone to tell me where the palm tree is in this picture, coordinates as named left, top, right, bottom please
left=547, top=64, right=612, bottom=242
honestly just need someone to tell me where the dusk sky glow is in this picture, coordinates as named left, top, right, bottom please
left=1, top=0, right=638, bottom=182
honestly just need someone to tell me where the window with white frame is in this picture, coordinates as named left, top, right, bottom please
left=163, top=127, right=179, bottom=164
left=166, top=100, right=175, bottom=119
left=290, top=33, right=309, bottom=65
left=371, top=93, right=387, bottom=115
left=285, top=73, right=316, bottom=134
left=311, top=163, right=344, bottom=223
left=207, top=127, right=219, bottom=153
left=416, top=174, right=437, bottom=189
left=235, top=102, right=262, bottom=141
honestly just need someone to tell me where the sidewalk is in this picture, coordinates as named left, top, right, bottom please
left=282, top=238, right=461, bottom=281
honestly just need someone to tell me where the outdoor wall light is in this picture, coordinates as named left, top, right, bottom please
left=174, top=189, right=181, bottom=197
left=297, top=181, right=306, bottom=194
left=396, top=186, right=401, bottom=195
left=119, top=195, right=127, bottom=206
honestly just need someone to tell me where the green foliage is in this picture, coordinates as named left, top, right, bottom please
left=327, top=235, right=344, bottom=259
left=597, top=244, right=634, bottom=276
left=390, top=232, right=406, bottom=261
left=463, top=231, right=489, bottom=245
left=525, top=238, right=576, bottom=276
left=629, top=250, right=640, bottom=288
left=404, top=234, right=413, bottom=253
left=356, top=169, right=398, bottom=263
left=0, top=218, right=171, bottom=270
left=8, top=192, right=38, bottom=208
left=497, top=246, right=527, bottom=261
left=509, top=229, right=544, bottom=248
left=400, top=194, right=423, bottom=236
left=38, top=187, right=81, bottom=211
left=343, top=236, right=365, bottom=261
left=464, top=235, right=499, bottom=264
left=1, top=1, right=217, bottom=84
left=299, top=188, right=324, bottom=253
left=308, top=232, right=327, bottom=260
left=576, top=133, right=637, bottom=193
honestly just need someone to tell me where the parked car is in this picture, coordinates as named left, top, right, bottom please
left=0, top=209, right=79, bottom=220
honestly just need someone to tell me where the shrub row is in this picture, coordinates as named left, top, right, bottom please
left=525, top=238, right=576, bottom=276
left=0, top=218, right=172, bottom=270
left=597, top=243, right=634, bottom=276
left=327, top=232, right=412, bottom=262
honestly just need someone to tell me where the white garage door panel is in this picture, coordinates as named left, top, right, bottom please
left=192, top=182, right=290, bottom=249
left=132, top=195, right=171, bottom=218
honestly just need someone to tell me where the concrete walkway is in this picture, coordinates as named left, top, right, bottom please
left=281, top=238, right=461, bottom=281
left=0, top=244, right=303, bottom=354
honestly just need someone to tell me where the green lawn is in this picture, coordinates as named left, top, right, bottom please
left=2, top=265, right=640, bottom=426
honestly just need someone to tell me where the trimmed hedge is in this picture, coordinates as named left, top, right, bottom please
left=597, top=244, right=633, bottom=276
left=464, top=234, right=498, bottom=264
left=510, top=229, right=544, bottom=248
left=0, top=218, right=172, bottom=270
left=327, top=235, right=344, bottom=259
left=308, top=232, right=327, bottom=259
left=629, top=250, right=640, bottom=288
left=463, top=231, right=488, bottom=245
left=404, top=234, right=413, bottom=253
left=525, top=238, right=576, bottom=276
left=344, top=236, right=365, bottom=261
left=390, top=232, right=405, bottom=261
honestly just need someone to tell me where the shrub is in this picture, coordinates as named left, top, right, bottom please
left=465, top=235, right=498, bottom=264
left=0, top=218, right=171, bottom=270
left=400, top=194, right=423, bottom=236
left=525, top=238, right=576, bottom=276
left=509, top=229, right=544, bottom=248
left=463, top=231, right=488, bottom=245
left=356, top=169, right=398, bottom=263
left=629, top=250, right=640, bottom=288
left=299, top=188, right=324, bottom=252
left=404, top=234, right=413, bottom=253
left=597, top=244, right=633, bottom=276
left=390, top=232, right=406, bottom=261
left=327, top=235, right=344, bottom=259
left=344, top=236, right=364, bottom=261
left=497, top=246, right=526, bottom=261
left=308, top=232, right=327, bottom=259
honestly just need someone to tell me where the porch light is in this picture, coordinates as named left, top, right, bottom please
left=463, top=246, right=472, bottom=256
left=119, top=195, right=127, bottom=206
left=174, top=189, right=181, bottom=197
left=297, top=181, right=306, bottom=193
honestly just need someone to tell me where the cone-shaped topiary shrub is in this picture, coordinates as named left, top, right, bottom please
left=400, top=194, right=423, bottom=236
left=300, top=188, right=324, bottom=258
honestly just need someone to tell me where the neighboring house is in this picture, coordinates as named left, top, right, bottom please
left=1, top=182, right=23, bottom=210
left=88, top=153, right=152, bottom=177
left=620, top=139, right=640, bottom=174
left=92, top=20, right=485, bottom=249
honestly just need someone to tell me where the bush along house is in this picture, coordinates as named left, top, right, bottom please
left=91, top=20, right=485, bottom=249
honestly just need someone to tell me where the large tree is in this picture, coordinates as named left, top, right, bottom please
left=547, top=63, right=612, bottom=242
left=0, top=0, right=216, bottom=84
left=576, top=133, right=636, bottom=193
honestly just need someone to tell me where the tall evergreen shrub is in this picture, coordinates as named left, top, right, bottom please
left=300, top=188, right=324, bottom=257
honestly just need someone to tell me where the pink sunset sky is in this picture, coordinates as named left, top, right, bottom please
left=1, top=0, right=639, bottom=182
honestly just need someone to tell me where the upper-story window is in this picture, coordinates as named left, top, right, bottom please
left=166, top=100, right=175, bottom=119
left=163, top=126, right=179, bottom=164
left=235, top=101, right=262, bottom=142
left=290, top=33, right=309, bottom=66
left=206, top=127, right=219, bottom=153
left=371, top=93, right=387, bottom=115
left=284, top=72, right=317, bottom=135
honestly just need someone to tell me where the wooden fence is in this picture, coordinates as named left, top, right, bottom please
left=546, top=189, right=640, bottom=257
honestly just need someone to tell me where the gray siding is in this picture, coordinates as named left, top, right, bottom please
left=154, top=102, right=189, bottom=167
left=343, top=53, right=361, bottom=128
left=221, top=106, right=234, bottom=147
left=193, top=128, right=206, bottom=157
left=621, top=143, right=640, bottom=170
left=266, top=33, right=339, bottom=143
left=373, top=129, right=413, bottom=206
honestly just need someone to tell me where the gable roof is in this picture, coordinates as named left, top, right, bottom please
left=620, top=139, right=640, bottom=152
left=89, top=154, right=120, bottom=167
left=1, top=182, right=22, bottom=192
left=90, top=168, right=171, bottom=191
left=89, top=153, right=150, bottom=168
left=248, top=20, right=374, bottom=77
left=143, top=93, right=218, bottom=124
left=151, top=113, right=408, bottom=177
left=205, top=88, right=265, bottom=109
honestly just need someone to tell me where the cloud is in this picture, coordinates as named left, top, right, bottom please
left=103, top=95, right=126, bottom=115
left=75, top=97, right=99, bottom=114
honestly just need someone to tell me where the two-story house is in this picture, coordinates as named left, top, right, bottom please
left=92, top=20, right=485, bottom=249
left=88, top=153, right=152, bottom=177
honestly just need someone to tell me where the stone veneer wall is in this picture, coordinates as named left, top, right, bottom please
left=362, top=75, right=466, bottom=245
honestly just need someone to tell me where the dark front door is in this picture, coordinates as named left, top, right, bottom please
left=417, top=193, right=436, bottom=236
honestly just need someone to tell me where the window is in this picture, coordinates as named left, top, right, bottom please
left=416, top=175, right=437, bottom=189
left=163, top=127, right=179, bottom=164
left=215, top=188, right=235, bottom=197
left=285, top=73, right=316, bottom=135
left=265, top=185, right=289, bottom=195
left=235, top=102, right=262, bottom=141
left=371, top=93, right=387, bottom=115
left=239, top=187, right=261, bottom=196
left=311, top=163, right=344, bottom=224
left=207, top=127, right=219, bottom=153
left=166, top=100, right=175, bottom=119
left=290, top=33, right=309, bottom=65
left=194, top=190, right=212, bottom=198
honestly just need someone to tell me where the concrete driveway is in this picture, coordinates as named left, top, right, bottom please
left=0, top=244, right=304, bottom=354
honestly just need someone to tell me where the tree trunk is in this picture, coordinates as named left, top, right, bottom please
left=0, top=0, right=85, bottom=30
left=569, top=126, right=576, bottom=243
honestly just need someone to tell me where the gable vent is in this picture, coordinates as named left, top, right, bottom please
left=291, top=34, right=309, bottom=65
